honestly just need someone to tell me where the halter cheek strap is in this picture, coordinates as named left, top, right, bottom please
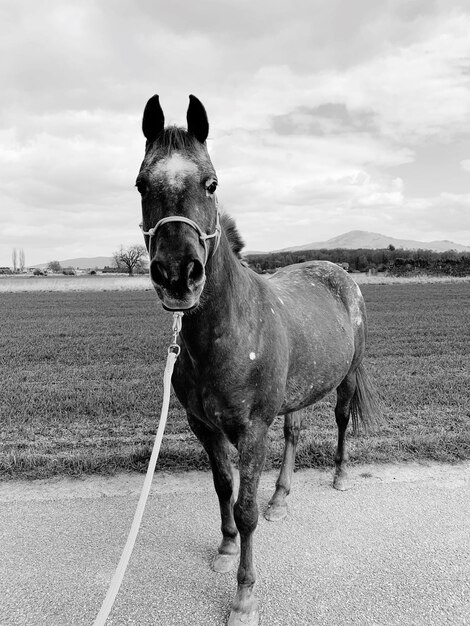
left=140, top=205, right=221, bottom=266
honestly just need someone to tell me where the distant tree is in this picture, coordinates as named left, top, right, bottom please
left=12, top=248, right=17, bottom=272
left=18, top=248, right=25, bottom=272
left=47, top=260, right=62, bottom=273
left=113, top=244, right=147, bottom=276
left=356, top=254, right=369, bottom=272
left=388, top=244, right=396, bottom=252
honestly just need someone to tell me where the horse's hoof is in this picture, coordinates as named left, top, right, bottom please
left=228, top=587, right=259, bottom=626
left=228, top=604, right=259, bottom=626
left=264, top=501, right=288, bottom=522
left=333, top=474, right=350, bottom=491
left=212, top=552, right=239, bottom=573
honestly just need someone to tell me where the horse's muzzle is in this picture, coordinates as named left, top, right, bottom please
left=150, top=256, right=206, bottom=310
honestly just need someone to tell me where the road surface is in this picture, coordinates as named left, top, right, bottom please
left=1, top=462, right=469, bottom=625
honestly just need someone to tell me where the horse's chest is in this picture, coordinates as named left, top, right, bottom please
left=173, top=361, right=252, bottom=432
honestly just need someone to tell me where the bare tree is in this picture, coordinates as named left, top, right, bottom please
left=12, top=248, right=17, bottom=272
left=113, top=244, right=147, bottom=276
left=18, top=248, right=25, bottom=272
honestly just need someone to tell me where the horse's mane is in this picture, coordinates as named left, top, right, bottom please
left=155, top=126, right=199, bottom=152
left=221, top=213, right=245, bottom=260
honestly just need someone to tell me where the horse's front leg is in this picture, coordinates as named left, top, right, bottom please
left=229, top=423, right=268, bottom=626
left=265, top=411, right=301, bottom=521
left=187, top=413, right=239, bottom=573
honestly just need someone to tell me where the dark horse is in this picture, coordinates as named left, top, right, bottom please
left=137, top=95, right=380, bottom=625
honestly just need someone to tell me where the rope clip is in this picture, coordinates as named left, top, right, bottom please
left=168, top=311, right=183, bottom=356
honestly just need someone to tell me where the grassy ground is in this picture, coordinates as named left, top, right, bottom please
left=1, top=272, right=470, bottom=293
left=0, top=273, right=152, bottom=293
left=1, top=282, right=469, bottom=479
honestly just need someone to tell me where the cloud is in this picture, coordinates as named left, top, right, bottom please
left=219, top=9, right=470, bottom=140
left=0, top=107, right=144, bottom=263
left=1, top=0, right=470, bottom=264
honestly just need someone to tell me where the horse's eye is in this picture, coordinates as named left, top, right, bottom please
left=136, top=180, right=147, bottom=196
left=206, top=181, right=217, bottom=195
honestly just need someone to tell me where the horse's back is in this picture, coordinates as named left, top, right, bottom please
left=267, top=260, right=365, bottom=326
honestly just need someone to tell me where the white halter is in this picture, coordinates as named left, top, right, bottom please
left=140, top=202, right=221, bottom=266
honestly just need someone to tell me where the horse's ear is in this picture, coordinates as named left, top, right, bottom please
left=187, top=95, right=209, bottom=143
left=142, top=95, right=165, bottom=142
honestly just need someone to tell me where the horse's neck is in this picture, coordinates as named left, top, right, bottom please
left=180, top=235, right=247, bottom=356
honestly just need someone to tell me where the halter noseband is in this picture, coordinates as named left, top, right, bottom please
left=140, top=204, right=221, bottom=266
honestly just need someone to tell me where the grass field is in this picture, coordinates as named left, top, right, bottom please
left=0, top=273, right=152, bottom=293
left=1, top=281, right=469, bottom=479
left=1, top=272, right=470, bottom=293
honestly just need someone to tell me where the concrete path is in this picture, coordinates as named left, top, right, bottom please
left=1, top=462, right=469, bottom=626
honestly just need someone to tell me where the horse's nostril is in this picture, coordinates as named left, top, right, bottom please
left=150, top=260, right=168, bottom=285
left=187, top=259, right=204, bottom=285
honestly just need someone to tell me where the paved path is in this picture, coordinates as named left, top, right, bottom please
left=1, top=462, right=469, bottom=625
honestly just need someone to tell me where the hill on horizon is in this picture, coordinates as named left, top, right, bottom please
left=274, top=230, right=470, bottom=253
left=30, top=231, right=470, bottom=268
left=34, top=256, right=114, bottom=270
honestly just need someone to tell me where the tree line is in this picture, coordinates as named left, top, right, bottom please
left=246, top=246, right=470, bottom=277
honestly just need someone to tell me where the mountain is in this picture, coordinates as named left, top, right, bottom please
left=31, top=231, right=469, bottom=268
left=34, top=256, right=114, bottom=270
left=276, top=230, right=470, bottom=253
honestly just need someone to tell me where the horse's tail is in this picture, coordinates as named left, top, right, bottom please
left=350, top=363, right=382, bottom=435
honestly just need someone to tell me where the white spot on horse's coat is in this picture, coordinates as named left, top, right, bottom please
left=155, top=154, right=198, bottom=189
left=249, top=352, right=256, bottom=360
left=350, top=302, right=363, bottom=326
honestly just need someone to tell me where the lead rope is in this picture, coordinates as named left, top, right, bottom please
left=93, top=311, right=183, bottom=626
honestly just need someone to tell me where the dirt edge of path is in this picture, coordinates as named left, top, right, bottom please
left=1, top=461, right=468, bottom=503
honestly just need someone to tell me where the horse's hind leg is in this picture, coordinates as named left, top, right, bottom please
left=333, top=372, right=356, bottom=491
left=265, top=411, right=301, bottom=522
left=187, top=413, right=239, bottom=573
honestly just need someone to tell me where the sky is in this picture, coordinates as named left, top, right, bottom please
left=1, top=0, right=470, bottom=267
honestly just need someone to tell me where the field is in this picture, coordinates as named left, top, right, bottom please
left=0, top=273, right=151, bottom=293
left=1, top=272, right=470, bottom=293
left=1, top=280, right=469, bottom=479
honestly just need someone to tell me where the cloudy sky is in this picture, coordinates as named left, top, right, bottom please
left=1, top=0, right=470, bottom=266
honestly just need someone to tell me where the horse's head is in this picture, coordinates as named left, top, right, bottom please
left=137, top=95, right=220, bottom=311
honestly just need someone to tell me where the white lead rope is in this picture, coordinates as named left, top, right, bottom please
left=93, top=312, right=183, bottom=626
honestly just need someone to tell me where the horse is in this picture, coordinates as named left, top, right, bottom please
left=137, top=94, right=380, bottom=626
